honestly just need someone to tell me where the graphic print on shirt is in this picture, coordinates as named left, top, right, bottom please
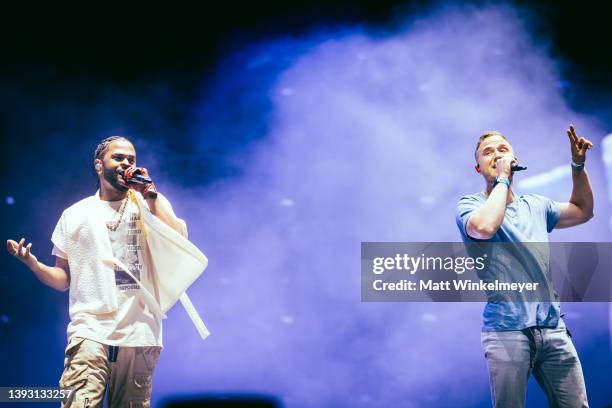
left=107, top=204, right=144, bottom=292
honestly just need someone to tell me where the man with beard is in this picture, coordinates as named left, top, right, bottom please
left=455, top=125, right=593, bottom=407
left=6, top=136, right=204, bottom=407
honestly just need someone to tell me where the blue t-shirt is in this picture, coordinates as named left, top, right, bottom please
left=455, top=192, right=563, bottom=331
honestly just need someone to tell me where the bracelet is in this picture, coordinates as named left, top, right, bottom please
left=571, top=160, right=585, bottom=172
left=494, top=176, right=510, bottom=188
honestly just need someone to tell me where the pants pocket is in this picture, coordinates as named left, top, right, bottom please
left=129, top=348, right=161, bottom=404
left=60, top=337, right=87, bottom=387
left=140, top=347, right=161, bottom=373
left=64, top=337, right=86, bottom=358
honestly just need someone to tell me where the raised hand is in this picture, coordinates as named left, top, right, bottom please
left=567, top=124, right=593, bottom=165
left=124, top=166, right=158, bottom=199
left=495, top=156, right=515, bottom=179
left=6, top=238, right=38, bottom=269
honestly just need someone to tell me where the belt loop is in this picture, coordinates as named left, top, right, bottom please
left=108, top=345, right=119, bottom=363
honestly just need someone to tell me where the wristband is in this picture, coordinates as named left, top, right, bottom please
left=571, top=160, right=584, bottom=172
left=494, top=176, right=510, bottom=189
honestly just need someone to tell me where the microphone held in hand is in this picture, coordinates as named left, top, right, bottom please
left=117, top=168, right=153, bottom=184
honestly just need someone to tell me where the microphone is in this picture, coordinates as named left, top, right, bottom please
left=117, top=168, right=152, bottom=184
left=511, top=164, right=527, bottom=172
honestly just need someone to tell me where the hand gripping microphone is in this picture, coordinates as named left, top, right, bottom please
left=117, top=168, right=153, bottom=184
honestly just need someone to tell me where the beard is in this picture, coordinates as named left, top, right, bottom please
left=103, top=167, right=129, bottom=192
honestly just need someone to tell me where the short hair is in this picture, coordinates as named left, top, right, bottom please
left=93, top=136, right=132, bottom=162
left=474, top=131, right=509, bottom=163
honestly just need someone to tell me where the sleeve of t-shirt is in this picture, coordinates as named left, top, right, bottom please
left=541, top=195, right=562, bottom=232
left=51, top=212, right=68, bottom=259
left=455, top=195, right=484, bottom=240
left=51, top=245, right=68, bottom=259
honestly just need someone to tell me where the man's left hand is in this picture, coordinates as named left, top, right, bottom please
left=124, top=166, right=158, bottom=200
left=567, top=124, right=594, bottom=165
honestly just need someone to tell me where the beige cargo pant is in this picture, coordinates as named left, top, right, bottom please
left=59, top=337, right=161, bottom=408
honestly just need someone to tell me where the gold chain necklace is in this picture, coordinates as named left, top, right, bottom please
left=106, top=197, right=129, bottom=231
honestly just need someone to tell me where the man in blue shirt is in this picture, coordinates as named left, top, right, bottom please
left=456, top=125, right=593, bottom=407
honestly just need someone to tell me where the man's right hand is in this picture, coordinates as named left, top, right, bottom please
left=6, top=238, right=38, bottom=270
left=495, top=156, right=515, bottom=179
left=7, top=238, right=69, bottom=291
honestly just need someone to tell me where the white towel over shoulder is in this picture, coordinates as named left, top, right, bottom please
left=52, top=190, right=210, bottom=339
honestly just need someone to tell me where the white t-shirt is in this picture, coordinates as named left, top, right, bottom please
left=53, top=198, right=162, bottom=347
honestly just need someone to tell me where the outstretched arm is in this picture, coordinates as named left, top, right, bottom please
left=6, top=238, right=70, bottom=291
left=556, top=125, right=594, bottom=229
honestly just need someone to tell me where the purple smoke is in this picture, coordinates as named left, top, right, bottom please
left=152, top=4, right=611, bottom=407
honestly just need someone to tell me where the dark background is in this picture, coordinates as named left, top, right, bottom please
left=2, top=0, right=611, bottom=183
left=1, top=0, right=611, bottom=182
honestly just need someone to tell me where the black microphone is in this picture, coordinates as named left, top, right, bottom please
left=117, top=168, right=152, bottom=184
left=511, top=164, right=527, bottom=172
